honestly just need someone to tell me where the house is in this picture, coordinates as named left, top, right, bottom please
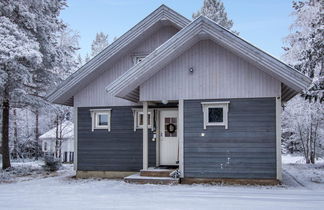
left=47, top=5, right=311, bottom=184
left=40, top=121, right=74, bottom=163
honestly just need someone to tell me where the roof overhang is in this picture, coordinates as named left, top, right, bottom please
left=46, top=5, right=190, bottom=106
left=106, top=16, right=312, bottom=102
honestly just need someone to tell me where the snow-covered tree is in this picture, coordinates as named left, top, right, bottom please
left=0, top=0, right=67, bottom=168
left=91, top=32, right=109, bottom=57
left=0, top=15, right=42, bottom=168
left=283, top=0, right=323, bottom=102
left=281, top=0, right=324, bottom=164
left=282, top=97, right=324, bottom=163
left=193, top=0, right=238, bottom=34
left=85, top=53, right=91, bottom=63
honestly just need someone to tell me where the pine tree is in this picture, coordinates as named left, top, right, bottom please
left=0, top=15, right=42, bottom=168
left=193, top=0, right=238, bottom=34
left=283, top=0, right=323, bottom=102
left=91, top=32, right=109, bottom=57
left=0, top=0, right=67, bottom=168
left=85, top=53, right=91, bottom=63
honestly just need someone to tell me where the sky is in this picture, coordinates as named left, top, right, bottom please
left=60, top=0, right=295, bottom=60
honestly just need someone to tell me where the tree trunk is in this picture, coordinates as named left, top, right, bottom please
left=55, top=115, right=59, bottom=158
left=12, top=109, right=18, bottom=159
left=2, top=88, right=11, bottom=169
left=35, top=109, right=39, bottom=160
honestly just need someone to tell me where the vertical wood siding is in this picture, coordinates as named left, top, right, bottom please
left=140, top=40, right=281, bottom=101
left=184, top=98, right=277, bottom=179
left=77, top=106, right=156, bottom=171
left=74, top=25, right=179, bottom=107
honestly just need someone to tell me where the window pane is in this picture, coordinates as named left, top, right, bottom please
left=98, top=114, right=108, bottom=126
left=147, top=114, right=151, bottom=125
left=208, top=108, right=223, bottom=123
left=139, top=114, right=143, bottom=126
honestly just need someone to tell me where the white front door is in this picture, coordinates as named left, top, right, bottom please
left=160, top=110, right=179, bottom=166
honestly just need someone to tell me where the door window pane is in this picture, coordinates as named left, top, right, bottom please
left=208, top=108, right=223, bottom=123
left=165, top=117, right=177, bottom=137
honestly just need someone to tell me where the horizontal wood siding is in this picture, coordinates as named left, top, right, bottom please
left=140, top=40, right=281, bottom=101
left=78, top=107, right=156, bottom=171
left=184, top=98, right=277, bottom=179
left=74, top=25, right=179, bottom=107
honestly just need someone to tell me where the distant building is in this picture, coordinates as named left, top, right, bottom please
left=40, top=121, right=74, bottom=163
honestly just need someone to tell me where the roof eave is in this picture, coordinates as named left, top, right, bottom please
left=107, top=16, right=312, bottom=101
left=46, top=5, right=190, bottom=106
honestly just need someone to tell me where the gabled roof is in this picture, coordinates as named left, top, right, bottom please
left=40, top=121, right=74, bottom=140
left=106, top=16, right=312, bottom=102
left=47, top=5, right=190, bottom=106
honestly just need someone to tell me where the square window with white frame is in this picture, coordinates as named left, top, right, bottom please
left=90, top=109, right=112, bottom=131
left=132, top=109, right=153, bottom=130
left=201, top=102, right=230, bottom=129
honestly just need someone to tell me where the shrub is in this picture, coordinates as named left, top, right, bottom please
left=43, top=155, right=61, bottom=172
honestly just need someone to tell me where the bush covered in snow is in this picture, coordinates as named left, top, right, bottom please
left=0, top=161, right=44, bottom=183
left=43, top=155, right=61, bottom=172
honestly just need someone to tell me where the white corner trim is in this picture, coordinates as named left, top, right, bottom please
left=73, top=106, right=78, bottom=171
left=178, top=99, right=184, bottom=178
left=90, top=109, right=112, bottom=132
left=143, top=102, right=149, bottom=170
left=201, top=101, right=230, bottom=129
left=276, top=97, right=282, bottom=181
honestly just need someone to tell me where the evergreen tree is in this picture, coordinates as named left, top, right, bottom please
left=0, top=16, right=42, bottom=168
left=85, top=53, right=91, bottom=63
left=283, top=0, right=323, bottom=102
left=91, top=32, right=109, bottom=57
left=193, top=0, right=238, bottom=34
left=0, top=0, right=67, bottom=168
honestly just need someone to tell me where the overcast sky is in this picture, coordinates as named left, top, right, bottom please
left=61, top=0, right=295, bottom=60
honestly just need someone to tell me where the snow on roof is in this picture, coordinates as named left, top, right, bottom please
left=39, top=121, right=74, bottom=140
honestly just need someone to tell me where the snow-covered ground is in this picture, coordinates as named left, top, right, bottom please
left=0, top=156, right=323, bottom=210
left=282, top=154, right=324, bottom=190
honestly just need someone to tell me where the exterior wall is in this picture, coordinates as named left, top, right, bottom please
left=42, top=138, right=74, bottom=162
left=183, top=98, right=277, bottom=179
left=140, top=40, right=281, bottom=101
left=74, top=25, right=179, bottom=107
left=77, top=106, right=156, bottom=171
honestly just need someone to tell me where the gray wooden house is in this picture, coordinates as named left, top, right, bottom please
left=48, top=5, right=311, bottom=184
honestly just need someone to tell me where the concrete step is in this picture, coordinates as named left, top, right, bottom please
left=140, top=168, right=175, bottom=177
left=124, top=173, right=179, bottom=185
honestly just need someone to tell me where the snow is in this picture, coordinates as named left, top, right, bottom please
left=39, top=121, right=74, bottom=139
left=1, top=156, right=324, bottom=210
left=282, top=154, right=324, bottom=190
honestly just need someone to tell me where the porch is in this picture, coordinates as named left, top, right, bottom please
left=126, top=100, right=184, bottom=184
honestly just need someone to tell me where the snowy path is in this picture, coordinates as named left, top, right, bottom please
left=0, top=172, right=323, bottom=210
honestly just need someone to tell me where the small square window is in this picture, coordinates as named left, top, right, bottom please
left=90, top=109, right=111, bottom=131
left=132, top=109, right=153, bottom=131
left=96, top=113, right=109, bottom=127
left=138, top=112, right=151, bottom=127
left=208, top=107, right=223, bottom=123
left=201, top=102, right=229, bottom=129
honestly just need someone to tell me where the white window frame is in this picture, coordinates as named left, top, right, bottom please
left=133, top=55, right=146, bottom=65
left=132, top=108, right=153, bottom=131
left=90, top=109, right=112, bottom=132
left=201, top=101, right=230, bottom=129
